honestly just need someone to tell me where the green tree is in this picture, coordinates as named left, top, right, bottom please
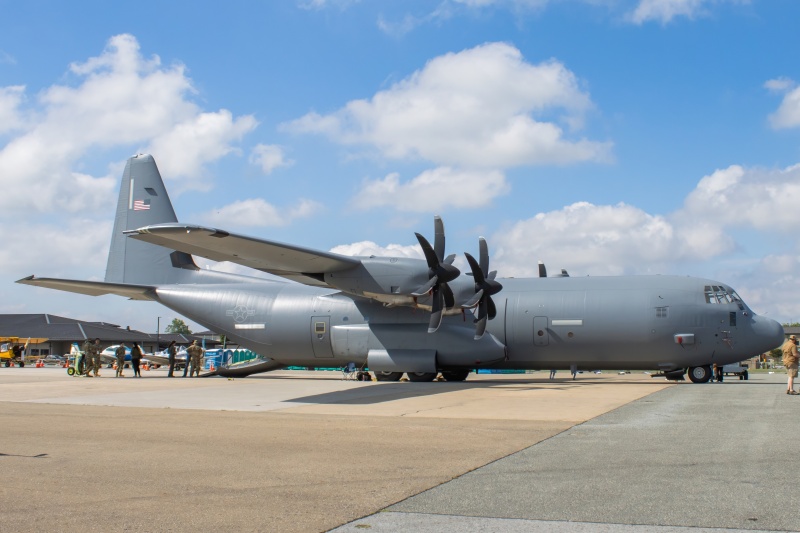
left=165, top=318, right=192, bottom=334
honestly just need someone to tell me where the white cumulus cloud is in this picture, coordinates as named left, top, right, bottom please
left=352, top=167, right=510, bottom=212
left=249, top=144, right=294, bottom=174
left=627, top=0, right=745, bottom=25
left=766, top=77, right=800, bottom=130
left=0, top=33, right=257, bottom=214
left=492, top=202, right=676, bottom=277
left=330, top=241, right=424, bottom=259
left=491, top=163, right=800, bottom=280
left=203, top=198, right=322, bottom=228
left=285, top=42, right=610, bottom=168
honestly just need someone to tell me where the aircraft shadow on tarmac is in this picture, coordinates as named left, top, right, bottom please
left=281, top=378, right=662, bottom=406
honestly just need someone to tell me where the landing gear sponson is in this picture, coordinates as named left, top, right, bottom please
left=652, top=366, right=713, bottom=383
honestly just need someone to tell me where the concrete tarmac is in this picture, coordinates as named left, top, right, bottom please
left=335, top=372, right=798, bottom=533
left=0, top=367, right=791, bottom=532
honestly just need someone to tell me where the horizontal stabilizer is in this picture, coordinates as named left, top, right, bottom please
left=16, top=276, right=155, bottom=301
left=126, top=223, right=360, bottom=286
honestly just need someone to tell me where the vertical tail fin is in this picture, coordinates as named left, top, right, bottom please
left=105, top=154, right=198, bottom=285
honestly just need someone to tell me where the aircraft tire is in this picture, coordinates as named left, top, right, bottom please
left=688, top=365, right=712, bottom=383
left=743, top=370, right=749, bottom=380
left=374, top=371, right=403, bottom=382
left=19, top=361, right=24, bottom=368
left=407, top=372, right=437, bottom=382
left=442, top=370, right=470, bottom=382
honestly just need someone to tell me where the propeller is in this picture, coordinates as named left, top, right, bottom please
left=463, top=237, right=503, bottom=339
left=412, top=216, right=460, bottom=333
left=538, top=261, right=547, bottom=278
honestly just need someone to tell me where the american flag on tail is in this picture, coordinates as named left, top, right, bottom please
left=133, top=199, right=151, bottom=211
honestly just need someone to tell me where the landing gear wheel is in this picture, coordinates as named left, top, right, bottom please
left=743, top=370, right=749, bottom=380
left=5, top=360, right=10, bottom=367
left=442, top=370, right=470, bottom=382
left=67, top=367, right=75, bottom=376
left=688, top=365, right=712, bottom=383
left=374, top=371, right=403, bottom=382
left=407, top=372, right=437, bottom=382
left=19, top=361, right=24, bottom=368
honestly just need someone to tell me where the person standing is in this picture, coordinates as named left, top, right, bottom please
left=186, top=340, right=204, bottom=378
left=115, top=344, right=127, bottom=377
left=549, top=369, right=556, bottom=380
left=82, top=338, right=100, bottom=377
left=167, top=340, right=177, bottom=378
left=782, top=335, right=799, bottom=395
left=714, top=363, right=723, bottom=383
left=131, top=342, right=143, bottom=377
left=91, top=338, right=101, bottom=377
left=182, top=344, right=190, bottom=378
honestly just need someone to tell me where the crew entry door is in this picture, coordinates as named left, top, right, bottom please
left=311, top=316, right=334, bottom=358
left=534, top=316, right=549, bottom=347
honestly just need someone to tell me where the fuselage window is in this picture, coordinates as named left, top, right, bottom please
left=729, top=290, right=745, bottom=310
left=704, top=285, right=741, bottom=307
left=729, top=311, right=737, bottom=327
left=315, top=322, right=326, bottom=334
left=704, top=286, right=717, bottom=303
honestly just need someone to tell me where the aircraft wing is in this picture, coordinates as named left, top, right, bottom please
left=16, top=276, right=156, bottom=301
left=125, top=223, right=360, bottom=287
left=144, top=352, right=187, bottom=366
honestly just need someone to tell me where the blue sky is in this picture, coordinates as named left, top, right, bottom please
left=3, top=0, right=800, bottom=333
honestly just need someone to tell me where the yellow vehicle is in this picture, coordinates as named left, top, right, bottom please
left=0, top=337, right=48, bottom=367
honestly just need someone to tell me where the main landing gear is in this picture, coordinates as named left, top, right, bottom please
left=373, top=370, right=472, bottom=382
left=687, top=365, right=713, bottom=384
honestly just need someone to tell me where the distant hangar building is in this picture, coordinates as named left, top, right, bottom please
left=0, top=314, right=214, bottom=358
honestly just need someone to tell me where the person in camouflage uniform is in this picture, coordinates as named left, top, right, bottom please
left=115, top=343, right=127, bottom=377
left=82, top=338, right=101, bottom=377
left=187, top=340, right=204, bottom=377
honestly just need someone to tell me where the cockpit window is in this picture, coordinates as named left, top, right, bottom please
left=704, top=285, right=745, bottom=310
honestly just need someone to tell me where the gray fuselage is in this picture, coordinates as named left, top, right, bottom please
left=152, top=271, right=784, bottom=373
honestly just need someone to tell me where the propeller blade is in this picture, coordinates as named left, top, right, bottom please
left=538, top=261, right=547, bottom=278
left=433, top=216, right=445, bottom=262
left=462, top=289, right=484, bottom=309
left=478, top=237, right=489, bottom=276
left=474, top=314, right=487, bottom=340
left=411, top=275, right=437, bottom=297
left=474, top=298, right=488, bottom=339
left=428, top=286, right=444, bottom=333
left=415, top=233, right=439, bottom=269
left=487, top=270, right=497, bottom=280
left=464, top=252, right=485, bottom=284
left=443, top=253, right=456, bottom=265
left=442, top=283, right=455, bottom=309
left=486, top=296, right=497, bottom=320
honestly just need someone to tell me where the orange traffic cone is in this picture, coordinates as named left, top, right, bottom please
left=209, top=361, right=216, bottom=372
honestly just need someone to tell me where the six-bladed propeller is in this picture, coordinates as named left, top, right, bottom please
left=412, top=216, right=461, bottom=333
left=462, top=238, right=503, bottom=339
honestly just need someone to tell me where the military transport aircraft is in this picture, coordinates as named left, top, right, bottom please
left=18, top=154, right=784, bottom=383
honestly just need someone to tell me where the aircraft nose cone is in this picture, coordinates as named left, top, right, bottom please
left=752, top=315, right=785, bottom=352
